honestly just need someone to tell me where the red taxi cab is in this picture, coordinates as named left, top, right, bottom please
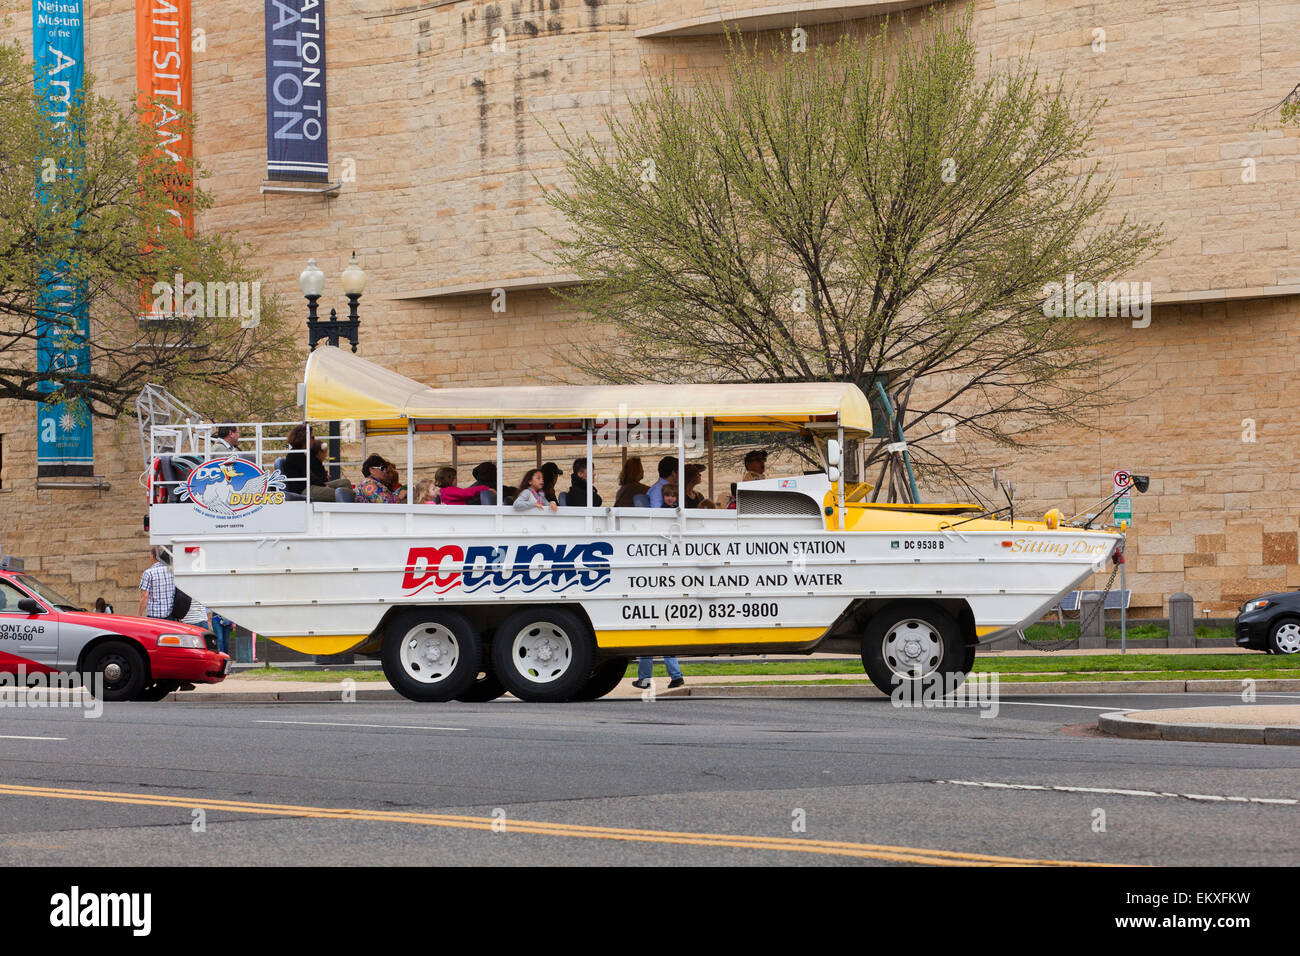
left=0, top=556, right=230, bottom=701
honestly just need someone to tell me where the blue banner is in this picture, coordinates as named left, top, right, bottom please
left=264, top=0, right=328, bottom=182
left=33, top=0, right=93, bottom=476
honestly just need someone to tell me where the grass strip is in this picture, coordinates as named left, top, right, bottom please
left=697, top=671, right=1300, bottom=687
left=237, top=652, right=1291, bottom=683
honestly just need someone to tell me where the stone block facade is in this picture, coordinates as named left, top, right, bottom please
left=2, top=0, right=1299, bottom=616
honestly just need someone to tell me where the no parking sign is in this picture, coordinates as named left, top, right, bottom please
left=1113, top=469, right=1133, bottom=522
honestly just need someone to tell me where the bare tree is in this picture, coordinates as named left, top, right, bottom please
left=542, top=10, right=1163, bottom=500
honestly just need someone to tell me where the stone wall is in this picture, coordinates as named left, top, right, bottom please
left=2, top=0, right=1299, bottom=617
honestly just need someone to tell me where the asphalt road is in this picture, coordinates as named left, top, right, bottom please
left=1, top=692, right=1298, bottom=866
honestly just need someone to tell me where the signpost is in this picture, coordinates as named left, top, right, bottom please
left=1112, top=469, right=1132, bottom=652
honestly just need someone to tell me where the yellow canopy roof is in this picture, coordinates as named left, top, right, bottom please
left=303, top=346, right=873, bottom=435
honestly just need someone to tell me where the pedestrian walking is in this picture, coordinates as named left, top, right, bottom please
left=138, top=547, right=208, bottom=627
left=631, top=656, right=684, bottom=689
left=209, top=611, right=235, bottom=656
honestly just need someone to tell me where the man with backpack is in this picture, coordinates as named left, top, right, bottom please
left=138, top=547, right=208, bottom=626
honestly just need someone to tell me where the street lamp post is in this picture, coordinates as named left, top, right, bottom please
left=299, top=253, right=366, bottom=480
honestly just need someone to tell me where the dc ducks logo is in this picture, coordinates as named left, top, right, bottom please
left=402, top=542, right=613, bottom=596
left=183, top=457, right=287, bottom=517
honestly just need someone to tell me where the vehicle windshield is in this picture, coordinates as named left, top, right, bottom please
left=14, top=574, right=84, bottom=612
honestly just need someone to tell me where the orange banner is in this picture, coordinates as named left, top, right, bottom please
left=136, top=0, right=193, bottom=237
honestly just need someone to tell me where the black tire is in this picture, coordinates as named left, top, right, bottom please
left=491, top=607, right=595, bottom=703
left=136, top=680, right=181, bottom=702
left=454, top=668, right=508, bottom=702
left=961, top=642, right=976, bottom=674
left=1268, top=618, right=1300, bottom=655
left=860, top=602, right=966, bottom=697
left=571, top=657, right=630, bottom=701
left=381, top=609, right=482, bottom=702
left=84, top=640, right=149, bottom=702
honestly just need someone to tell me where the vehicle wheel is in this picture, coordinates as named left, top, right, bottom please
left=136, top=680, right=181, bottom=702
left=961, top=642, right=976, bottom=674
left=571, top=657, right=630, bottom=701
left=491, top=607, right=595, bottom=703
left=381, top=609, right=481, bottom=702
left=1269, top=619, right=1300, bottom=655
left=454, top=668, right=508, bottom=702
left=860, top=603, right=966, bottom=697
left=84, top=641, right=148, bottom=702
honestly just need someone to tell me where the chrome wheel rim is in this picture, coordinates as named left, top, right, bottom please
left=882, top=618, right=944, bottom=679
left=399, top=623, right=460, bottom=684
left=1274, top=622, right=1300, bottom=654
left=510, top=622, right=574, bottom=684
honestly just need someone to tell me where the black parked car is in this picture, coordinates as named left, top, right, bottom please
left=1235, top=593, right=1300, bottom=654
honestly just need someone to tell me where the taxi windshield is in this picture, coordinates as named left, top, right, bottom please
left=14, top=574, right=83, bottom=612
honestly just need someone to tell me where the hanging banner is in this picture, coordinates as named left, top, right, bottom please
left=264, top=0, right=328, bottom=181
left=33, top=0, right=94, bottom=477
left=136, top=0, right=193, bottom=237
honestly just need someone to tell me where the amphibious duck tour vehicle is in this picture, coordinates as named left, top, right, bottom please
left=146, top=347, right=1122, bottom=702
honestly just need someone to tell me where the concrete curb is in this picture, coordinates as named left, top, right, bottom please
left=168, top=686, right=404, bottom=703
left=1098, top=711, right=1300, bottom=746
left=164, top=676, right=1300, bottom=702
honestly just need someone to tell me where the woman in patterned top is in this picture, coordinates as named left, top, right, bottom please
left=356, top=454, right=406, bottom=503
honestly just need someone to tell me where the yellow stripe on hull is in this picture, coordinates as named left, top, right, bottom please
left=596, top=626, right=825, bottom=649
left=271, top=635, right=369, bottom=655
left=974, top=626, right=1002, bottom=637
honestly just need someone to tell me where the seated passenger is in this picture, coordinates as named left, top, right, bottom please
left=282, top=425, right=349, bottom=502
left=514, top=468, right=558, bottom=512
left=566, top=458, right=602, bottom=507
left=683, top=463, right=707, bottom=508
left=356, top=454, right=406, bottom=503
left=648, top=455, right=679, bottom=508
left=412, top=478, right=439, bottom=504
left=211, top=424, right=240, bottom=454
left=660, top=484, right=680, bottom=509
left=614, top=456, right=649, bottom=508
left=741, top=449, right=767, bottom=482
left=433, top=466, right=457, bottom=501
left=439, top=462, right=497, bottom=505
left=541, top=461, right=562, bottom=504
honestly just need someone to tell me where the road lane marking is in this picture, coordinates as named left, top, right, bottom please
left=0, top=735, right=65, bottom=741
left=0, top=783, right=1116, bottom=866
left=938, top=780, right=1299, bottom=806
left=995, top=702, right=1119, bottom=711
left=254, top=720, right=467, bottom=732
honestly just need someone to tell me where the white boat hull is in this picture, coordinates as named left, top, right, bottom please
left=165, top=503, right=1120, bottom=655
